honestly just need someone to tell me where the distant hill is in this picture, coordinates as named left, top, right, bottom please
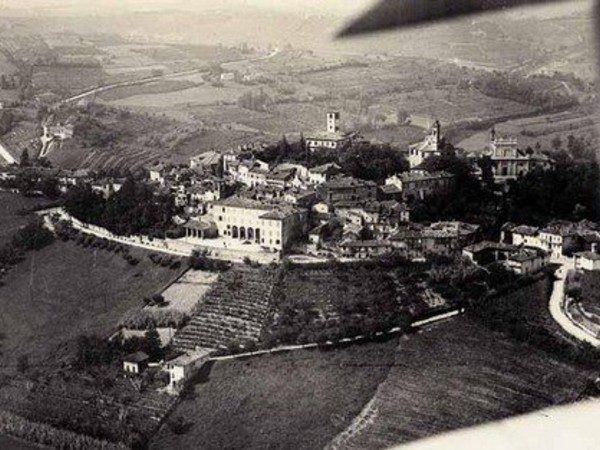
left=5, top=7, right=591, bottom=83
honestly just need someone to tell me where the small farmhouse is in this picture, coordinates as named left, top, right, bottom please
left=123, top=352, right=149, bottom=375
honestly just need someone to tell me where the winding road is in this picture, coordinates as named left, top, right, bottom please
left=548, top=262, right=600, bottom=347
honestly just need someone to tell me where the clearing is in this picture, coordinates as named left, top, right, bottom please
left=0, top=239, right=181, bottom=373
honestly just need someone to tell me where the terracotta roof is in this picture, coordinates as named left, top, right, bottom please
left=398, top=171, right=454, bottom=183
left=185, top=220, right=217, bottom=231
left=322, top=176, right=377, bottom=189
left=310, top=163, right=342, bottom=174
left=306, top=131, right=351, bottom=141
left=124, top=352, right=149, bottom=363
left=215, top=196, right=271, bottom=210
left=341, top=239, right=393, bottom=248
left=379, top=184, right=402, bottom=194
left=508, top=248, right=548, bottom=263
left=511, top=225, right=539, bottom=237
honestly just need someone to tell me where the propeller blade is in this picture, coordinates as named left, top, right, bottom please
left=338, top=0, right=570, bottom=37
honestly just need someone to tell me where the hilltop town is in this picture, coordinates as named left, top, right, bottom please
left=0, top=3, right=599, bottom=450
left=0, top=112, right=567, bottom=265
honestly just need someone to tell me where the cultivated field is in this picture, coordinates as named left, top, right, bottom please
left=0, top=240, right=181, bottom=373
left=96, top=79, right=200, bottom=102
left=265, top=265, right=433, bottom=346
left=103, top=82, right=249, bottom=109
left=338, top=316, right=592, bottom=449
left=151, top=338, right=399, bottom=450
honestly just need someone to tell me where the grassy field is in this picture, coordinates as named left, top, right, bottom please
left=151, top=338, right=399, bottom=450
left=339, top=316, right=592, bottom=449
left=103, top=81, right=248, bottom=109
left=0, top=239, right=181, bottom=373
left=96, top=79, right=200, bottom=102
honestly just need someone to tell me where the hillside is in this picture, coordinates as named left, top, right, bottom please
left=335, top=315, right=591, bottom=449
left=151, top=339, right=399, bottom=450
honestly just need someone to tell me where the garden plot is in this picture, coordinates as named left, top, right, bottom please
left=149, top=269, right=219, bottom=314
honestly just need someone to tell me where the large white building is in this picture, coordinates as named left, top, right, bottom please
left=211, top=196, right=308, bottom=252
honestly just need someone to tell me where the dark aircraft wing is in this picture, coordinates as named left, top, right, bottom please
left=338, top=0, right=570, bottom=37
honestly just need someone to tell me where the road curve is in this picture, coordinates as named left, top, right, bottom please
left=548, top=264, right=600, bottom=347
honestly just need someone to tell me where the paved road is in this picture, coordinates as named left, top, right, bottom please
left=548, top=264, right=600, bottom=347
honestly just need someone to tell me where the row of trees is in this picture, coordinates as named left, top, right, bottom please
left=473, top=71, right=578, bottom=111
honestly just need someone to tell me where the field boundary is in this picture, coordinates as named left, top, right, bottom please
left=210, top=309, right=463, bottom=362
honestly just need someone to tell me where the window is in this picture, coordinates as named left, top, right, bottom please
left=218, top=216, right=223, bottom=221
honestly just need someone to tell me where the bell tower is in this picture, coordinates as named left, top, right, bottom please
left=327, top=112, right=340, bottom=133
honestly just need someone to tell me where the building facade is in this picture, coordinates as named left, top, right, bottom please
left=317, top=177, right=377, bottom=205
left=385, top=170, right=454, bottom=201
left=306, top=112, right=353, bottom=151
left=485, top=129, right=554, bottom=182
left=211, top=196, right=308, bottom=251
left=407, top=121, right=445, bottom=168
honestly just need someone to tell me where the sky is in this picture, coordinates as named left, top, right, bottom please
left=0, top=0, right=375, bottom=16
left=1, top=0, right=588, bottom=18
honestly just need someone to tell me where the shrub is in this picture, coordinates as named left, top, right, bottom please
left=120, top=309, right=190, bottom=330
left=12, top=218, right=55, bottom=251
left=168, top=416, right=194, bottom=435
left=16, top=355, right=29, bottom=374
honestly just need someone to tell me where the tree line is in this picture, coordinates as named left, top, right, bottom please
left=64, top=177, right=175, bottom=237
left=255, top=137, right=409, bottom=183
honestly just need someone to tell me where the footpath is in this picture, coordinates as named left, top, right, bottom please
left=39, top=208, right=279, bottom=264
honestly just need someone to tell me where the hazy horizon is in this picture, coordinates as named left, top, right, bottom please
left=0, top=0, right=590, bottom=19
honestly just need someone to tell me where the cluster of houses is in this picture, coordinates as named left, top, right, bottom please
left=501, top=221, right=600, bottom=270
left=0, top=111, right=568, bottom=267
left=0, top=165, right=127, bottom=198
left=123, top=348, right=212, bottom=393
left=461, top=220, right=600, bottom=275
